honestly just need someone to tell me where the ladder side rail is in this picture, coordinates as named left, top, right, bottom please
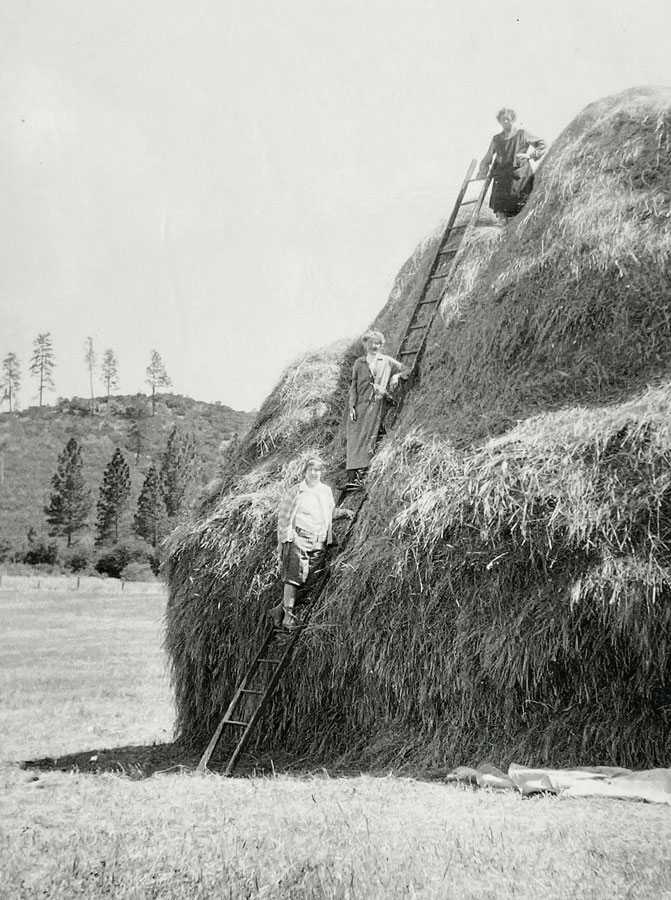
left=470, top=155, right=496, bottom=222
left=399, top=234, right=470, bottom=379
left=393, top=160, right=492, bottom=405
left=398, top=159, right=478, bottom=355
left=221, top=492, right=366, bottom=775
left=438, top=158, right=478, bottom=242
left=196, top=684, right=251, bottom=773
left=223, top=635, right=302, bottom=776
left=407, top=159, right=477, bottom=315
left=196, top=627, right=279, bottom=772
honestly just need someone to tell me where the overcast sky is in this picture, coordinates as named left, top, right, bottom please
left=1, top=0, right=669, bottom=411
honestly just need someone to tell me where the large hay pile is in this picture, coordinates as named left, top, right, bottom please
left=166, top=86, right=671, bottom=770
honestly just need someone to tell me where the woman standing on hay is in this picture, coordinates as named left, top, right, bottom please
left=269, top=457, right=353, bottom=632
left=345, top=330, right=409, bottom=490
left=477, top=108, right=546, bottom=222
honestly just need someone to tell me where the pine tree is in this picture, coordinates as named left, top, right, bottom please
left=1, top=353, right=21, bottom=412
left=45, top=438, right=91, bottom=546
left=100, top=348, right=119, bottom=404
left=126, top=399, right=150, bottom=464
left=160, top=426, right=199, bottom=520
left=29, top=333, right=56, bottom=409
left=96, top=448, right=131, bottom=545
left=85, top=337, right=96, bottom=414
left=145, top=350, right=171, bottom=415
left=134, top=465, right=168, bottom=548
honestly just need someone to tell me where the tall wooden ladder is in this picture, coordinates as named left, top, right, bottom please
left=196, top=158, right=492, bottom=775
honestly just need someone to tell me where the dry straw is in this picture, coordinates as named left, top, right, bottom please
left=166, top=87, right=671, bottom=770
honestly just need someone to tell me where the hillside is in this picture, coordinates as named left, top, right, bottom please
left=165, top=86, right=671, bottom=771
left=0, top=393, right=253, bottom=556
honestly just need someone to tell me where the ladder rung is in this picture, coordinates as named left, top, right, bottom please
left=258, top=658, right=281, bottom=664
left=225, top=719, right=250, bottom=727
left=459, top=199, right=478, bottom=206
left=417, top=299, right=439, bottom=306
left=438, top=249, right=458, bottom=257
left=428, top=273, right=448, bottom=281
left=400, top=349, right=418, bottom=357
left=240, top=688, right=264, bottom=695
left=407, top=324, right=427, bottom=332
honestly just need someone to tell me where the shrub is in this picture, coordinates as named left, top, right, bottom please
left=0, top=536, right=13, bottom=563
left=64, top=549, right=90, bottom=573
left=121, top=561, right=156, bottom=582
left=23, top=542, right=59, bottom=566
left=94, top=540, right=152, bottom=579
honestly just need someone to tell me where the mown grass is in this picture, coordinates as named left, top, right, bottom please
left=0, top=586, right=173, bottom=760
left=2, top=585, right=671, bottom=899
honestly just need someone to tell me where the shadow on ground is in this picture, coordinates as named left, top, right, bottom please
left=22, top=742, right=200, bottom=779
left=21, top=742, right=303, bottom=779
left=21, top=742, right=452, bottom=781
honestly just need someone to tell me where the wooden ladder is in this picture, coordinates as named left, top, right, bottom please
left=196, top=158, right=492, bottom=775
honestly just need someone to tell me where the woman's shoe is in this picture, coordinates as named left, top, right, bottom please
left=281, top=610, right=303, bottom=633
left=267, top=604, right=284, bottom=629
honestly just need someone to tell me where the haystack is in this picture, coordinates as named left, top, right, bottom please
left=166, top=86, right=671, bottom=770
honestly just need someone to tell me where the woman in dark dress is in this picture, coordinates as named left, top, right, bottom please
left=477, top=108, right=546, bottom=222
left=345, top=330, right=408, bottom=490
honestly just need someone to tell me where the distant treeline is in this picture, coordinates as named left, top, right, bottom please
left=1, top=332, right=181, bottom=415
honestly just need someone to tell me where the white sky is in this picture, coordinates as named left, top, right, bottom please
left=0, top=0, right=669, bottom=411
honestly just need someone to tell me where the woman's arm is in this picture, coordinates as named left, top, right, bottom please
left=277, top=485, right=298, bottom=545
left=388, top=356, right=411, bottom=388
left=476, top=137, right=497, bottom=179
left=349, top=359, right=360, bottom=421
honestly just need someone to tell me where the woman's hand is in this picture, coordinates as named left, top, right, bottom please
left=350, top=406, right=357, bottom=422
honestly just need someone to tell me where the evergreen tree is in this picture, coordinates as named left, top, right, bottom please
left=160, top=426, right=199, bottom=520
left=145, top=350, right=171, bottom=415
left=85, top=337, right=96, bottom=414
left=1, top=352, right=21, bottom=412
left=96, top=448, right=131, bottom=545
left=126, top=399, right=151, bottom=464
left=45, top=438, right=91, bottom=546
left=100, top=348, right=119, bottom=404
left=29, top=333, right=56, bottom=409
left=134, top=465, right=168, bottom=547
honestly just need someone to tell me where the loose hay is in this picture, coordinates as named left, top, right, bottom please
left=166, top=86, right=671, bottom=770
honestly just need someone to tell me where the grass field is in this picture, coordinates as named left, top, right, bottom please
left=1, top=585, right=671, bottom=899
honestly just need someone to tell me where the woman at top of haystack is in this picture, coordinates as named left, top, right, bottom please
left=344, top=330, right=409, bottom=491
left=269, top=456, right=353, bottom=632
left=477, top=108, right=546, bottom=222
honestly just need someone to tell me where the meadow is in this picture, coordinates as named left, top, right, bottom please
left=1, top=581, right=670, bottom=899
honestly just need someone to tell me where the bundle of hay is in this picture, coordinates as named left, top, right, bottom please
left=166, top=86, right=671, bottom=769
